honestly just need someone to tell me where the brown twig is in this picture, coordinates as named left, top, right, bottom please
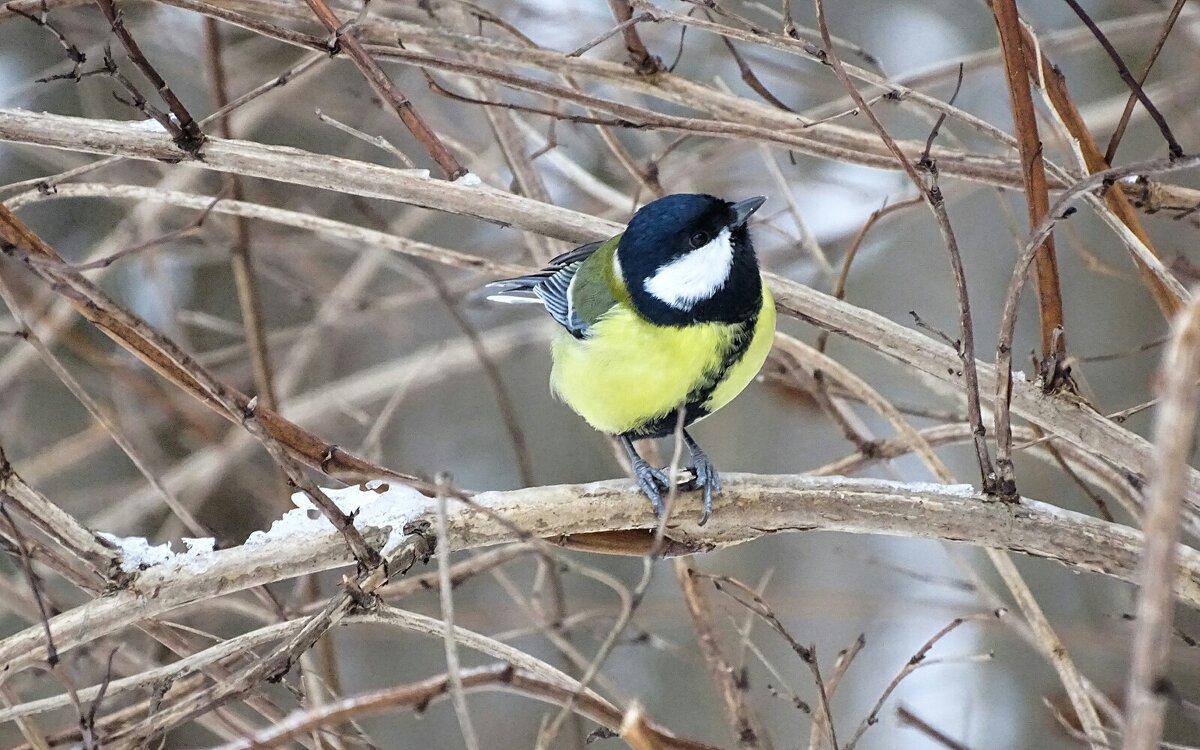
left=1061, top=0, right=1183, bottom=159
left=0, top=502, right=60, bottom=667
left=918, top=63, right=965, bottom=165
left=674, top=558, right=773, bottom=749
left=700, top=572, right=836, bottom=749
left=809, top=633, right=866, bottom=749
left=4, top=0, right=87, bottom=81
left=993, top=0, right=1070, bottom=372
left=302, top=0, right=465, bottom=180
left=0, top=271, right=216, bottom=539
left=608, top=0, right=660, bottom=75
left=92, top=0, right=204, bottom=153
left=0, top=208, right=420, bottom=486
left=622, top=705, right=668, bottom=750
left=993, top=153, right=1200, bottom=530
left=434, top=473, right=481, bottom=750
left=1015, top=22, right=1183, bottom=321
left=0, top=445, right=119, bottom=581
left=346, top=197, right=534, bottom=485
left=816, top=195, right=923, bottom=353
left=843, top=613, right=996, bottom=750
left=716, top=29, right=793, bottom=112
left=1122, top=294, right=1200, bottom=750
left=1103, top=0, right=1187, bottom=163
left=568, top=10, right=652, bottom=58
left=895, top=705, right=973, bottom=750
left=105, top=529, right=432, bottom=746
left=243, top=399, right=383, bottom=570
left=991, top=0, right=1067, bottom=399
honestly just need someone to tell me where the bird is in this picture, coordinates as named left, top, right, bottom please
left=486, top=193, right=775, bottom=525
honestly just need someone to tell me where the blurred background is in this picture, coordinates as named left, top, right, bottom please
left=2, top=0, right=1200, bottom=747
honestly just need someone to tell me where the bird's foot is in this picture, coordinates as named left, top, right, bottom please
left=682, top=449, right=720, bottom=527
left=631, top=458, right=671, bottom=517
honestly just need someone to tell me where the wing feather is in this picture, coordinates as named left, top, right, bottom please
left=485, top=240, right=608, bottom=338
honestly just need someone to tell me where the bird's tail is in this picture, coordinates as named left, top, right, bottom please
left=483, top=273, right=553, bottom=305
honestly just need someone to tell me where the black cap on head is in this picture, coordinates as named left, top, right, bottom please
left=617, top=193, right=765, bottom=326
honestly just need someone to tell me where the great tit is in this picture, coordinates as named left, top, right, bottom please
left=487, top=193, right=775, bottom=525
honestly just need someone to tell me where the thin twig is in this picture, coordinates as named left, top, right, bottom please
left=0, top=503, right=59, bottom=667
left=717, top=28, right=793, bottom=111
left=816, top=195, right=923, bottom=353
left=608, top=0, right=660, bottom=74
left=918, top=64, right=964, bottom=165
left=843, top=612, right=997, bottom=750
left=204, top=17, right=279, bottom=416
left=1061, top=0, right=1183, bottom=159
left=1104, top=0, right=1187, bottom=163
left=674, top=558, right=774, bottom=749
left=212, top=663, right=717, bottom=750
left=92, top=0, right=204, bottom=152
left=895, top=705, right=973, bottom=750
left=435, top=473, right=480, bottom=750
left=700, top=573, right=834, bottom=749
left=993, top=154, right=1200, bottom=529
left=0, top=207, right=421, bottom=563
left=0, top=274, right=212, bottom=538
left=302, top=0, right=465, bottom=179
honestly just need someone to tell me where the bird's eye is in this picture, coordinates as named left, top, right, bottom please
left=689, top=231, right=710, bottom=249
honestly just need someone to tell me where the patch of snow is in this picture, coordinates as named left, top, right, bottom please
left=177, top=537, right=217, bottom=573
left=1012, top=370, right=1027, bottom=383
left=98, top=532, right=177, bottom=573
left=127, top=118, right=169, bottom=133
left=453, top=171, right=482, bottom=187
left=100, top=483, right=430, bottom=574
left=243, top=481, right=431, bottom=559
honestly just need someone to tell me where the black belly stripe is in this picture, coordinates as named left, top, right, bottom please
left=625, top=314, right=758, bottom=439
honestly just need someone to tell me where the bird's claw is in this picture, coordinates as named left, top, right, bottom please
left=625, top=432, right=721, bottom=525
left=632, top=459, right=671, bottom=517
left=685, top=449, right=720, bottom=527
left=639, top=458, right=720, bottom=526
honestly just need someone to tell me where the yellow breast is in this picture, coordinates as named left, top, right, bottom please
left=549, top=282, right=775, bottom=435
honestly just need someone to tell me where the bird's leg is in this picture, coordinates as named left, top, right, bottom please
left=682, top=430, right=720, bottom=526
left=620, top=434, right=670, bottom=517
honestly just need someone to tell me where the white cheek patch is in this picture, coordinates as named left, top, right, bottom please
left=644, top=228, right=734, bottom=309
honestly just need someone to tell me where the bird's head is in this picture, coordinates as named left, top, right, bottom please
left=616, top=193, right=766, bottom=326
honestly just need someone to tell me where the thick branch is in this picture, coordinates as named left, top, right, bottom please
left=2, top=474, right=1200, bottom=679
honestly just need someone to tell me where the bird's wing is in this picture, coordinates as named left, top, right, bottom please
left=485, top=238, right=617, bottom=338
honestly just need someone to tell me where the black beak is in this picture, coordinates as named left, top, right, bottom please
left=729, top=196, right=767, bottom=228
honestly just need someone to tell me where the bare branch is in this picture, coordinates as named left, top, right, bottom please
left=1062, top=0, right=1184, bottom=159
left=674, top=557, right=773, bottom=749
left=1123, top=294, right=1200, bottom=750
left=301, top=0, right=465, bottom=179
left=1, top=475, right=1195, bottom=682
